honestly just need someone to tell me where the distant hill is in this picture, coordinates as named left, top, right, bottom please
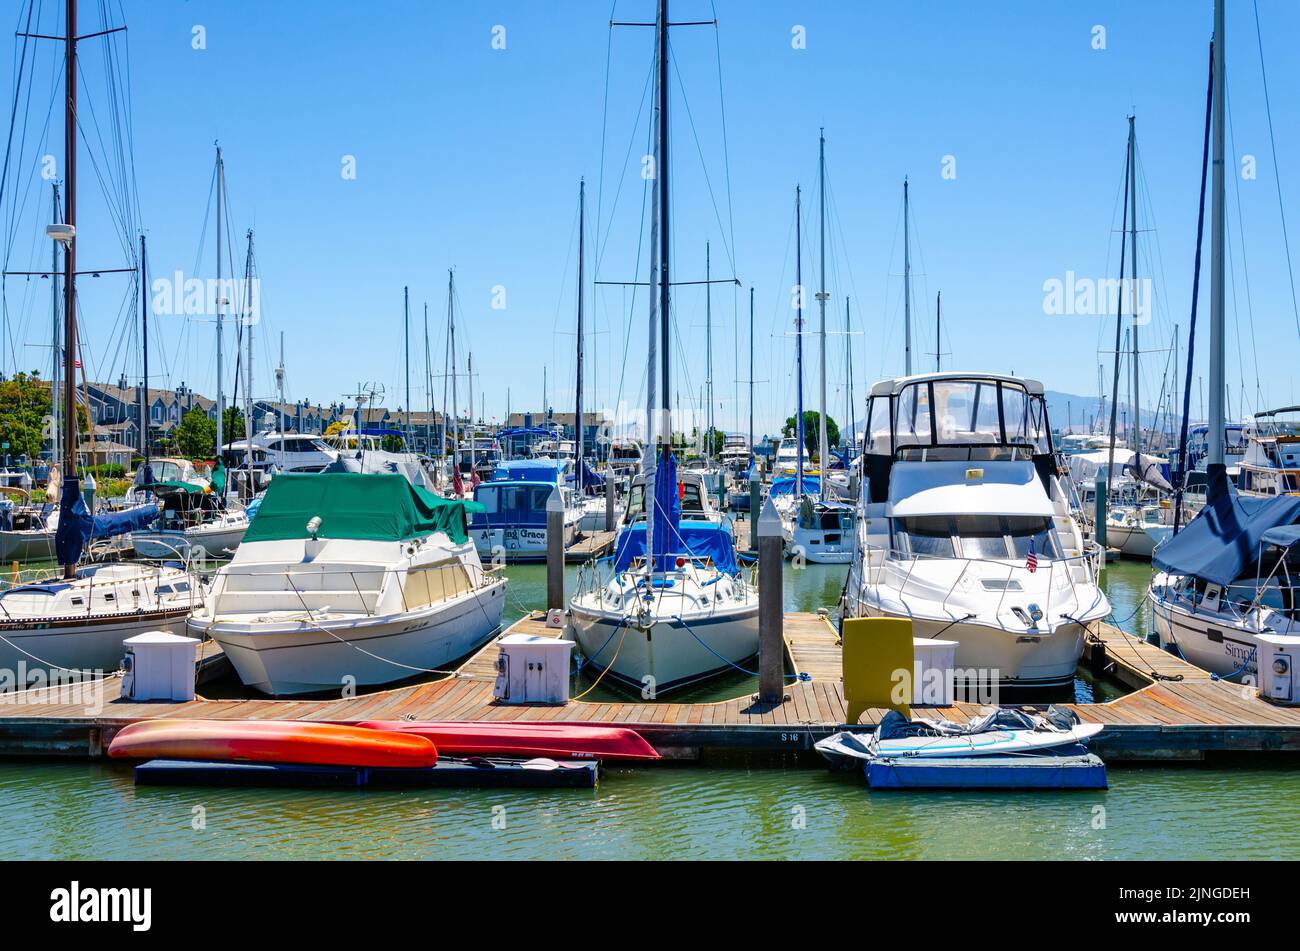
left=1044, top=390, right=1168, bottom=434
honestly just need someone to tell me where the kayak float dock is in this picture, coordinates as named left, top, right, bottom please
left=0, top=612, right=1298, bottom=763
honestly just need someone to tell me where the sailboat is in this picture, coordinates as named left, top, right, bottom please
left=787, top=131, right=855, bottom=564
left=568, top=0, right=758, bottom=695
left=1146, top=0, right=1300, bottom=679
left=0, top=0, right=199, bottom=683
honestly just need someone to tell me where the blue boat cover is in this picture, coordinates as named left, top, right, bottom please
left=613, top=520, right=740, bottom=575
left=1261, top=525, right=1300, bottom=550
left=1153, top=465, right=1300, bottom=586
left=92, top=503, right=160, bottom=539
left=491, top=460, right=563, bottom=483
left=54, top=475, right=92, bottom=565
left=770, top=475, right=820, bottom=497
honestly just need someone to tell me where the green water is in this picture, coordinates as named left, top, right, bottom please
left=5, top=556, right=1298, bottom=860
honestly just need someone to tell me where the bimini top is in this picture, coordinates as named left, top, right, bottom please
left=1152, top=467, right=1300, bottom=586
left=243, top=473, right=483, bottom=546
left=491, top=459, right=566, bottom=483
left=770, top=475, right=821, bottom=497
left=868, top=371, right=1045, bottom=398
left=612, top=520, right=740, bottom=575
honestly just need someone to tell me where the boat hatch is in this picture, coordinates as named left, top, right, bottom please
left=981, top=579, right=1023, bottom=592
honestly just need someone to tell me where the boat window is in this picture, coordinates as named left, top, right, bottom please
left=953, top=515, right=1011, bottom=559
left=894, top=384, right=934, bottom=449
left=681, top=484, right=704, bottom=513
left=475, top=486, right=500, bottom=514
left=1004, top=516, right=1060, bottom=559
left=156, top=585, right=173, bottom=595
left=898, top=516, right=955, bottom=558
left=175, top=582, right=190, bottom=593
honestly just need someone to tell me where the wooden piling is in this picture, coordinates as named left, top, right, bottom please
left=546, top=487, right=564, bottom=613
left=757, top=498, right=784, bottom=703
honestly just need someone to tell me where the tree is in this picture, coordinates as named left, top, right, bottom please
left=0, top=372, right=88, bottom=462
left=782, top=411, right=840, bottom=460
left=703, top=427, right=725, bottom=458
left=222, top=406, right=245, bottom=441
left=175, top=406, right=217, bottom=459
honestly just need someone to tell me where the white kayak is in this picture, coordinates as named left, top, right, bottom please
left=873, top=723, right=1103, bottom=759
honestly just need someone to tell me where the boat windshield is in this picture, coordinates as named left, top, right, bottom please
left=870, top=379, right=1052, bottom=460
left=892, top=514, right=1060, bottom=561
left=626, top=481, right=705, bottom=518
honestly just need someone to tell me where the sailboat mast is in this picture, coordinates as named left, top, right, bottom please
left=795, top=184, right=805, bottom=498
left=1128, top=116, right=1139, bottom=453
left=52, top=185, right=61, bottom=469
left=748, top=286, right=754, bottom=454
left=903, top=177, right=912, bottom=376
left=243, top=230, right=254, bottom=481
left=705, top=241, right=712, bottom=463
left=657, top=0, right=671, bottom=450
left=276, top=332, right=285, bottom=457
left=935, top=291, right=941, bottom=372
left=140, top=234, right=148, bottom=463
left=576, top=178, right=586, bottom=493
left=1207, top=0, right=1226, bottom=465
left=215, top=146, right=225, bottom=462
left=817, top=130, right=828, bottom=501
left=59, top=0, right=78, bottom=577
left=404, top=286, right=410, bottom=445
left=846, top=296, right=856, bottom=451
left=424, top=303, right=431, bottom=459
left=448, top=269, right=459, bottom=474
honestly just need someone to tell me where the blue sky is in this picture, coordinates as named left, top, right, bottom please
left=3, top=0, right=1298, bottom=440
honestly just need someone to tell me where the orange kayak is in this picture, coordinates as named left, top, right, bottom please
left=108, top=720, right=438, bottom=768
left=358, top=721, right=659, bottom=761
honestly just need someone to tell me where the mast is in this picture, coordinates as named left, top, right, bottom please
left=448, top=269, right=459, bottom=479
left=1207, top=0, right=1226, bottom=465
left=1128, top=116, right=1139, bottom=453
left=242, top=230, right=254, bottom=484
left=275, top=332, right=285, bottom=457
left=903, top=177, right=912, bottom=376
left=215, top=146, right=225, bottom=464
left=657, top=0, right=671, bottom=450
left=404, top=285, right=410, bottom=446
left=846, top=296, right=855, bottom=451
left=705, top=241, right=712, bottom=464
left=52, top=185, right=61, bottom=468
left=748, top=287, right=754, bottom=454
left=575, top=178, right=586, bottom=493
left=816, top=130, right=828, bottom=502
left=423, top=302, right=431, bottom=458
left=140, top=234, right=148, bottom=463
left=935, top=291, right=942, bottom=372
left=795, top=185, right=805, bottom=498
left=59, top=0, right=78, bottom=578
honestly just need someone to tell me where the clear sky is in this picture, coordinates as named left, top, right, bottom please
left=3, top=0, right=1298, bottom=441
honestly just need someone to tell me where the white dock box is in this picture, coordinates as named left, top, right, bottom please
left=911, top=637, right=959, bottom=705
left=121, top=631, right=199, bottom=702
left=1256, top=633, right=1300, bottom=706
left=493, top=633, right=575, bottom=705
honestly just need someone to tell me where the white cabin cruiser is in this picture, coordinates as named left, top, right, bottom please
left=843, top=373, right=1109, bottom=691
left=568, top=450, right=758, bottom=695
left=190, top=473, right=505, bottom=696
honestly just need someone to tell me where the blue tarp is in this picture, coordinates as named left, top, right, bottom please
left=770, top=475, right=820, bottom=497
left=1153, top=465, right=1300, bottom=586
left=613, top=521, right=740, bottom=575
left=53, top=475, right=92, bottom=565
left=91, top=503, right=160, bottom=540
left=649, top=447, right=681, bottom=572
left=1261, top=525, right=1300, bottom=550
left=572, top=459, right=605, bottom=494
left=492, top=460, right=563, bottom=483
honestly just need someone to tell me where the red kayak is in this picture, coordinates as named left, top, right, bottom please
left=108, top=720, right=438, bottom=769
left=357, top=721, right=660, bottom=761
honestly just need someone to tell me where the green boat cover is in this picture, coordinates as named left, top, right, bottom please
left=141, top=480, right=206, bottom=494
left=243, top=473, right=483, bottom=545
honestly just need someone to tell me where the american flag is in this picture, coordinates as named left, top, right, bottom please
left=1025, top=538, right=1038, bottom=573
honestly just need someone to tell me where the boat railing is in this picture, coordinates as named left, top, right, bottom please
left=0, top=561, right=205, bottom=618
left=215, top=560, right=496, bottom=618
left=869, top=544, right=1105, bottom=626
left=573, top=555, right=752, bottom=618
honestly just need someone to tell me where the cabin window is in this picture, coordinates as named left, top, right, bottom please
left=175, top=582, right=190, bottom=593
left=1004, top=516, right=1060, bottom=559
left=897, top=516, right=955, bottom=558
left=475, top=486, right=500, bottom=514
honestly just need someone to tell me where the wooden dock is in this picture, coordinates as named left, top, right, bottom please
left=0, top=612, right=1297, bottom=761
left=565, top=530, right=615, bottom=563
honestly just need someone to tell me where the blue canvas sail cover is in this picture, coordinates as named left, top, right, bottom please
left=54, top=475, right=92, bottom=565
left=91, top=503, right=160, bottom=540
left=614, top=522, right=740, bottom=575
left=770, top=475, right=820, bottom=497
left=578, top=459, right=605, bottom=492
left=1153, top=465, right=1300, bottom=586
left=650, top=446, right=681, bottom=572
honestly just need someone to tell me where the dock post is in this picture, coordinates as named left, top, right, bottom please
left=1094, top=471, right=1107, bottom=551
left=757, top=497, right=784, bottom=703
left=749, top=478, right=760, bottom=552
left=604, top=466, right=616, bottom=533
left=546, top=487, right=564, bottom=613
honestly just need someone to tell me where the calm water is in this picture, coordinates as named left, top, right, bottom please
left=6, top=556, right=1298, bottom=860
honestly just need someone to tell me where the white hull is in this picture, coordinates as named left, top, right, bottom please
left=1147, top=577, right=1279, bottom=680
left=846, top=598, right=1087, bottom=688
left=0, top=529, right=56, bottom=562
left=131, top=523, right=248, bottom=560
left=471, top=520, right=578, bottom=562
left=0, top=608, right=191, bottom=681
left=789, top=526, right=854, bottom=564
left=195, top=579, right=506, bottom=696
left=568, top=601, right=759, bottom=695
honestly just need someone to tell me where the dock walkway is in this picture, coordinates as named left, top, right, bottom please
left=0, top=613, right=1297, bottom=761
